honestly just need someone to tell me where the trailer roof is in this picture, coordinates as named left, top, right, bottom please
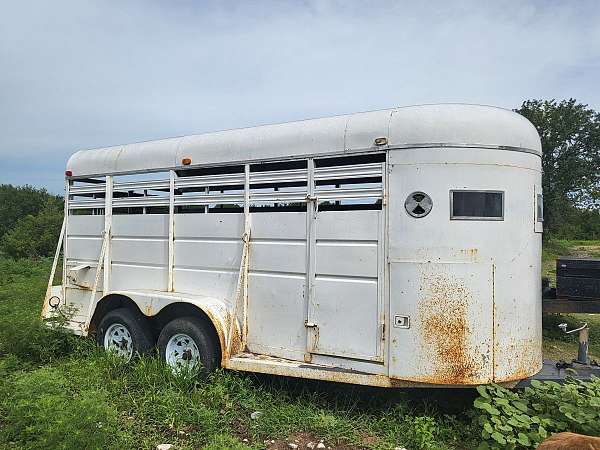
left=67, top=104, right=542, bottom=177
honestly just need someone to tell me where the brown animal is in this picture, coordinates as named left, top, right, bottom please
left=537, top=432, right=600, bottom=450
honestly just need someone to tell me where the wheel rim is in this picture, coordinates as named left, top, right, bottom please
left=103, top=323, right=133, bottom=361
left=165, top=333, right=201, bottom=374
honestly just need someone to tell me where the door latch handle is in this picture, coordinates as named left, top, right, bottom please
left=304, top=321, right=318, bottom=328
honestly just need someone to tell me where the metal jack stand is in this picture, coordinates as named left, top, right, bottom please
left=558, top=322, right=589, bottom=365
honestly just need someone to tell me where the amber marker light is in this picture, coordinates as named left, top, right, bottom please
left=182, top=158, right=192, bottom=165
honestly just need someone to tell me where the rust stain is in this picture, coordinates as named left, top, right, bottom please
left=495, top=337, right=542, bottom=382
left=221, top=309, right=243, bottom=361
left=225, top=352, right=468, bottom=388
left=459, top=248, right=479, bottom=262
left=415, top=272, right=486, bottom=384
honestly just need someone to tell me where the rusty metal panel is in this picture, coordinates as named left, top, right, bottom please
left=389, top=262, right=493, bottom=384
left=387, top=148, right=542, bottom=384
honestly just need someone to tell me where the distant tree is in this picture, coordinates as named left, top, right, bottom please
left=0, top=192, right=63, bottom=258
left=516, top=99, right=600, bottom=236
left=0, top=185, right=61, bottom=239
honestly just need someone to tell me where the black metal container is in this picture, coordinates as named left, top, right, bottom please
left=556, top=257, right=600, bottom=301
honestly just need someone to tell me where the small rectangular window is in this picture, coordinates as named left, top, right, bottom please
left=536, top=194, right=544, bottom=223
left=450, top=190, right=504, bottom=220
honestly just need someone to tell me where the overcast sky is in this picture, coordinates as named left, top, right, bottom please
left=1, top=0, right=599, bottom=193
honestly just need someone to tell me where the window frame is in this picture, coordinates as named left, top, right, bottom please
left=536, top=193, right=544, bottom=223
left=449, top=189, right=505, bottom=221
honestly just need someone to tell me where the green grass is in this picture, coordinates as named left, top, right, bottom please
left=0, top=257, right=476, bottom=450
left=0, top=240, right=598, bottom=449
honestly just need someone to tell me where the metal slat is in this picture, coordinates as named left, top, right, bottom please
left=314, top=163, right=383, bottom=181
left=315, top=187, right=383, bottom=201
left=250, top=169, right=308, bottom=184
left=250, top=191, right=308, bottom=203
left=68, top=199, right=105, bottom=209
left=113, top=180, right=170, bottom=191
left=69, top=186, right=106, bottom=195
left=112, top=197, right=170, bottom=208
left=174, top=193, right=245, bottom=206
left=175, top=173, right=245, bottom=189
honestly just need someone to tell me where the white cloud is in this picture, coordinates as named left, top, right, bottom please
left=1, top=0, right=599, bottom=192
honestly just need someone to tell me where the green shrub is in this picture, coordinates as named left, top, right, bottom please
left=474, top=378, right=600, bottom=449
left=0, top=184, right=61, bottom=239
left=1, top=197, right=63, bottom=258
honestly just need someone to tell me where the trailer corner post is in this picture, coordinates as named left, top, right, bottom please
left=168, top=170, right=175, bottom=292
left=242, top=164, right=251, bottom=346
left=62, top=178, right=70, bottom=302
left=225, top=164, right=252, bottom=356
left=103, top=175, right=113, bottom=293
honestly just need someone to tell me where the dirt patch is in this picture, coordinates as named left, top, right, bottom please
left=570, top=245, right=600, bottom=258
left=257, top=432, right=363, bottom=449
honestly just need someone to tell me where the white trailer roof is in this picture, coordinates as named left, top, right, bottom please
left=67, top=104, right=542, bottom=177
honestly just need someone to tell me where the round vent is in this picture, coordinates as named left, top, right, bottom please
left=405, top=192, right=433, bottom=218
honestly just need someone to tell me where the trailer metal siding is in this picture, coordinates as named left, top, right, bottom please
left=45, top=103, right=543, bottom=387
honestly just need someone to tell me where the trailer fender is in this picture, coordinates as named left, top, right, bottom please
left=99, top=290, right=242, bottom=360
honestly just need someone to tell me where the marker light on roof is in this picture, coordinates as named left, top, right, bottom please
left=182, top=158, right=192, bottom=165
left=65, top=170, right=72, bottom=177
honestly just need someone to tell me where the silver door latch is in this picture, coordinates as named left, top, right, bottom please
left=393, top=315, right=410, bottom=329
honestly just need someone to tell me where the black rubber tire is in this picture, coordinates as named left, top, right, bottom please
left=96, top=307, right=154, bottom=359
left=157, top=316, right=220, bottom=375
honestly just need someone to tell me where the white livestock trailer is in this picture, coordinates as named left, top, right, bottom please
left=42, top=104, right=544, bottom=387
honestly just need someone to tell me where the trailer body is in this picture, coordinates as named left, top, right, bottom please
left=43, top=104, right=544, bottom=386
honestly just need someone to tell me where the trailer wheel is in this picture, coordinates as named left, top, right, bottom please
left=96, top=308, right=154, bottom=361
left=157, top=316, right=220, bottom=376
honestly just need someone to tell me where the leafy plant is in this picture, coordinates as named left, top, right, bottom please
left=474, top=378, right=600, bottom=449
left=410, top=415, right=437, bottom=449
